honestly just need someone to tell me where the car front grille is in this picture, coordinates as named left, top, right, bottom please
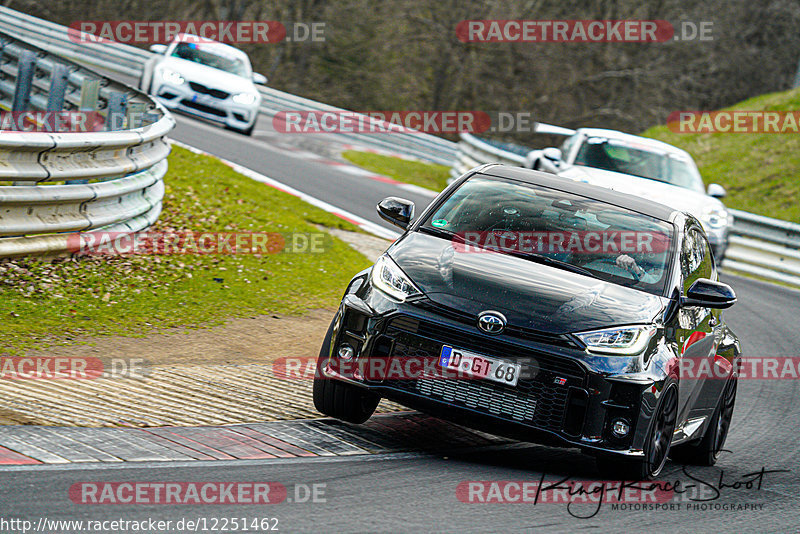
left=188, top=82, right=230, bottom=100
left=180, top=99, right=227, bottom=117
left=382, top=316, right=586, bottom=433
left=413, top=301, right=579, bottom=349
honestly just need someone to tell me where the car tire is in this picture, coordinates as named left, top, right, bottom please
left=312, top=318, right=380, bottom=424
left=229, top=123, right=255, bottom=136
left=596, top=384, right=679, bottom=480
left=670, top=377, right=737, bottom=466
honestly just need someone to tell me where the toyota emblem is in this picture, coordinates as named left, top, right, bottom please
left=477, top=311, right=506, bottom=335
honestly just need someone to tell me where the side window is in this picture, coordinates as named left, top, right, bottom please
left=681, top=227, right=714, bottom=294
left=559, top=135, right=577, bottom=162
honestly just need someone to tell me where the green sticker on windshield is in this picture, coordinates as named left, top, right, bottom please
left=432, top=219, right=448, bottom=227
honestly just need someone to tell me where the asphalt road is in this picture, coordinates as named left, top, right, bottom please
left=2, top=89, right=799, bottom=532
left=1, top=270, right=798, bottom=533
left=169, top=112, right=435, bottom=235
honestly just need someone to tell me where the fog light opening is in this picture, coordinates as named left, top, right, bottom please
left=338, top=344, right=355, bottom=361
left=611, top=418, right=631, bottom=438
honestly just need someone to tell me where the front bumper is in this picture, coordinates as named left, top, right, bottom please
left=321, top=274, right=675, bottom=458
left=153, top=81, right=257, bottom=130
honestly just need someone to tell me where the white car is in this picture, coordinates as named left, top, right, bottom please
left=139, top=34, right=266, bottom=135
left=526, top=127, right=731, bottom=260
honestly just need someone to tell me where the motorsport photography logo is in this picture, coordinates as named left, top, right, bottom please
left=274, top=110, right=538, bottom=134
left=450, top=230, right=670, bottom=255
left=668, top=111, right=800, bottom=133
left=0, top=111, right=105, bottom=133
left=0, top=357, right=147, bottom=380
left=456, top=20, right=713, bottom=43
left=68, top=20, right=325, bottom=44
left=69, top=481, right=326, bottom=505
left=457, top=473, right=776, bottom=518
left=67, top=231, right=330, bottom=256
left=675, top=354, right=800, bottom=381
left=274, top=355, right=543, bottom=382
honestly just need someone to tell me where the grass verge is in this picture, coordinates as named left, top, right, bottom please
left=642, top=88, right=800, bottom=222
left=1, top=145, right=371, bottom=356
left=342, top=150, right=449, bottom=192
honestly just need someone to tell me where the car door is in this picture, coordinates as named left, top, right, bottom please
left=676, top=225, right=718, bottom=423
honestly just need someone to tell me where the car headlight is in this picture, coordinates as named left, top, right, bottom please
left=232, top=92, right=258, bottom=105
left=574, top=325, right=656, bottom=355
left=159, top=68, right=185, bottom=85
left=370, top=255, right=422, bottom=302
left=700, top=206, right=730, bottom=230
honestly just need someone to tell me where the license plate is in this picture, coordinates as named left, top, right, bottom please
left=439, top=345, right=521, bottom=387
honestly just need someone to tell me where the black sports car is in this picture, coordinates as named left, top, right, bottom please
left=313, top=164, right=740, bottom=480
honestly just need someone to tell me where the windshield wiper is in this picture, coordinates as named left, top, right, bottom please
left=506, top=251, right=602, bottom=280
left=419, top=226, right=465, bottom=242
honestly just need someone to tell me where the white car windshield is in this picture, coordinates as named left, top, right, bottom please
left=574, top=138, right=705, bottom=193
left=171, top=42, right=249, bottom=77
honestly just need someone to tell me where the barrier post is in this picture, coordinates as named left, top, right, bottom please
left=46, top=63, right=69, bottom=111
left=11, top=49, right=34, bottom=112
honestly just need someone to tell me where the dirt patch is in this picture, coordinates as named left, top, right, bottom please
left=24, top=309, right=335, bottom=367
left=0, top=231, right=401, bottom=427
left=0, top=309, right=405, bottom=427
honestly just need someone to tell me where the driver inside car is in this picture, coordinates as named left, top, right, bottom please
left=614, top=254, right=660, bottom=283
left=552, top=210, right=664, bottom=285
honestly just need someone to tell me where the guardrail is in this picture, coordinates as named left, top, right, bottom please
left=0, top=31, right=174, bottom=259
left=452, top=132, right=800, bottom=288
left=723, top=210, right=800, bottom=286
left=450, top=132, right=526, bottom=180
left=0, top=7, right=457, bottom=166
left=256, top=86, right=457, bottom=165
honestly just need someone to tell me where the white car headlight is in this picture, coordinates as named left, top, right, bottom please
left=159, top=68, right=185, bottom=86
left=700, top=206, right=730, bottom=229
left=232, top=92, right=258, bottom=105
left=574, top=325, right=656, bottom=355
left=370, top=255, right=422, bottom=302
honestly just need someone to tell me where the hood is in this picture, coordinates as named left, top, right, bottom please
left=558, top=166, right=726, bottom=219
left=158, top=57, right=257, bottom=94
left=388, top=232, right=666, bottom=335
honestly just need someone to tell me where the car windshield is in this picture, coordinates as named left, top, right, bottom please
left=422, top=176, right=675, bottom=295
left=573, top=137, right=705, bottom=193
left=171, top=42, right=249, bottom=77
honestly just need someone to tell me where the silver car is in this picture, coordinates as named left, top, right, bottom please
left=526, top=128, right=731, bottom=260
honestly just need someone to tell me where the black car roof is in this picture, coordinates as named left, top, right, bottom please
left=477, top=164, right=680, bottom=222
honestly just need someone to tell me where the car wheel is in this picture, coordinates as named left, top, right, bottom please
left=312, top=318, right=380, bottom=424
left=229, top=123, right=255, bottom=136
left=596, top=384, right=678, bottom=480
left=670, top=377, right=737, bottom=466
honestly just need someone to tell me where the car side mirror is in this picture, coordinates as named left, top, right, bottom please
left=252, top=72, right=268, bottom=85
left=149, top=44, right=168, bottom=55
left=542, top=147, right=562, bottom=164
left=681, top=278, right=736, bottom=309
left=707, top=183, right=726, bottom=198
left=377, top=197, right=415, bottom=230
